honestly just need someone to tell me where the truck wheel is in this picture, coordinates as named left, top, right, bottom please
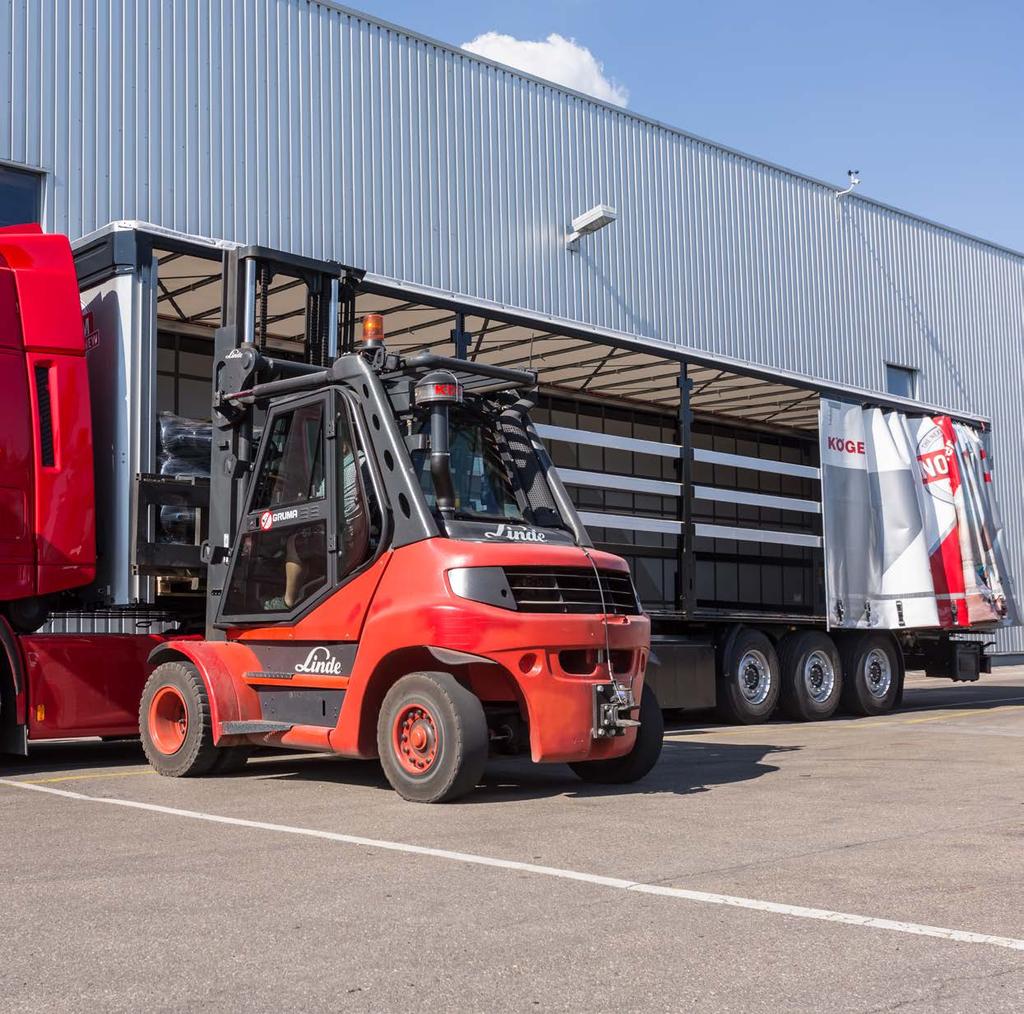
left=569, top=683, right=664, bottom=785
left=139, top=661, right=222, bottom=777
left=778, top=630, right=843, bottom=721
left=839, top=633, right=902, bottom=716
left=715, top=627, right=780, bottom=724
left=377, top=672, right=488, bottom=803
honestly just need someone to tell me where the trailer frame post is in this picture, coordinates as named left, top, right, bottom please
left=452, top=312, right=470, bottom=360
left=204, top=248, right=252, bottom=640
left=677, top=363, right=696, bottom=619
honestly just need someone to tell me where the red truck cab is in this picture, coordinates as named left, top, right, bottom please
left=0, top=224, right=96, bottom=623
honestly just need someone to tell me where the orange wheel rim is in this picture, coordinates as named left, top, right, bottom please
left=392, top=704, right=439, bottom=776
left=149, top=685, right=188, bottom=755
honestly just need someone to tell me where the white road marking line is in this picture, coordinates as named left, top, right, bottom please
left=3, top=779, right=1024, bottom=954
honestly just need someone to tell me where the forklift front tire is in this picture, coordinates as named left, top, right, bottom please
left=140, top=661, right=222, bottom=778
left=377, top=672, right=488, bottom=803
left=569, top=683, right=664, bottom=785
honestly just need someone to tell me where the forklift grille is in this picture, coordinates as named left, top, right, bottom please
left=503, top=567, right=639, bottom=615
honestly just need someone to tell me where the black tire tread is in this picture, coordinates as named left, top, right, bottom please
left=778, top=630, right=843, bottom=722
left=714, top=627, right=780, bottom=725
left=569, top=683, right=664, bottom=784
left=838, top=632, right=902, bottom=717
left=377, top=671, right=488, bottom=803
left=139, top=661, right=221, bottom=778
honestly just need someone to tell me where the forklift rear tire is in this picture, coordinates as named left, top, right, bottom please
left=139, top=661, right=222, bottom=778
left=714, top=627, right=780, bottom=724
left=778, top=630, right=843, bottom=721
left=569, top=683, right=664, bottom=785
left=209, top=746, right=251, bottom=775
left=838, top=632, right=902, bottom=716
left=377, top=672, right=488, bottom=803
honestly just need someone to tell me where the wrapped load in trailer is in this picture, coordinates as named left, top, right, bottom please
left=157, top=412, right=212, bottom=544
left=820, top=400, right=1016, bottom=632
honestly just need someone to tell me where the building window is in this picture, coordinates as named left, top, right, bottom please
left=0, top=165, right=43, bottom=227
left=885, top=363, right=918, bottom=399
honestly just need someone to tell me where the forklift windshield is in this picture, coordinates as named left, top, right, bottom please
left=412, top=406, right=526, bottom=523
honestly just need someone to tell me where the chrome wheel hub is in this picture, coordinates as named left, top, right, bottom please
left=738, top=649, right=772, bottom=706
left=864, top=648, right=893, bottom=699
left=803, top=649, right=836, bottom=704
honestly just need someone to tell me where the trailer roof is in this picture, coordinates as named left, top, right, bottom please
left=74, top=222, right=991, bottom=429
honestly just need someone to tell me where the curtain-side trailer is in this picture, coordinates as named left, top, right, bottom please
left=0, top=221, right=1017, bottom=765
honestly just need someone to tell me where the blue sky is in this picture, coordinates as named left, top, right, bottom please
left=350, top=0, right=1023, bottom=252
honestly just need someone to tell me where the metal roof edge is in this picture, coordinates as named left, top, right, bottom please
left=323, top=2, right=1024, bottom=264
left=72, top=220, right=239, bottom=253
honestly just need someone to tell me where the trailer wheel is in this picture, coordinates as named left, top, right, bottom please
left=839, top=633, right=902, bottom=716
left=715, top=627, right=780, bottom=724
left=139, top=661, right=221, bottom=777
left=377, top=672, right=488, bottom=803
left=778, top=630, right=843, bottom=721
left=569, top=683, right=664, bottom=785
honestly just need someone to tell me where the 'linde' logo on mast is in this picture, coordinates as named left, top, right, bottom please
left=293, top=647, right=346, bottom=675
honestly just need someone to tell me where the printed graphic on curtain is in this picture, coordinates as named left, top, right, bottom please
left=820, top=399, right=1016, bottom=630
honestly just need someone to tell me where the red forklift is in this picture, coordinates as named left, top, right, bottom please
left=0, top=227, right=661, bottom=802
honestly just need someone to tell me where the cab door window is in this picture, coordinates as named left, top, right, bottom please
left=222, top=400, right=328, bottom=617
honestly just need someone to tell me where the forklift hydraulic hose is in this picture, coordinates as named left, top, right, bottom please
left=430, top=403, right=456, bottom=516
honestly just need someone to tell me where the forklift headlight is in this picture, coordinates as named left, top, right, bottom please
left=447, top=567, right=517, bottom=610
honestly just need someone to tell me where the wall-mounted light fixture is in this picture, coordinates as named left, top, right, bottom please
left=566, top=203, right=617, bottom=251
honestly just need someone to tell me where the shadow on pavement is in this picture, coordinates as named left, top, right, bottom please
left=239, top=737, right=796, bottom=803
left=0, top=737, right=146, bottom=777
left=6, top=731, right=793, bottom=801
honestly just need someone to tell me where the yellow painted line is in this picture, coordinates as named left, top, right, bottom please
left=17, top=769, right=156, bottom=785
left=900, top=705, right=1019, bottom=726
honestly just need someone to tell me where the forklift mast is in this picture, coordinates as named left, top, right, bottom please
left=204, top=246, right=353, bottom=639
left=202, top=245, right=587, bottom=641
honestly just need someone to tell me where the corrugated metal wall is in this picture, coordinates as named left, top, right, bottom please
left=3, top=0, right=1024, bottom=650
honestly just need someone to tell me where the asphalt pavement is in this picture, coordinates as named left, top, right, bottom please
left=2, top=669, right=1023, bottom=1013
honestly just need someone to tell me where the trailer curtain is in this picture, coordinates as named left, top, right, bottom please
left=819, top=399, right=1016, bottom=630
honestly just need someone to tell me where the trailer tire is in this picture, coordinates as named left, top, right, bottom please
left=377, top=672, right=488, bottom=803
left=778, top=630, right=843, bottom=721
left=715, top=627, right=780, bottom=724
left=839, top=633, right=902, bottom=716
left=139, top=661, right=222, bottom=777
left=569, top=683, right=664, bottom=785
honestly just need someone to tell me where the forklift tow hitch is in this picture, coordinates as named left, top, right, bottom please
left=591, top=682, right=641, bottom=738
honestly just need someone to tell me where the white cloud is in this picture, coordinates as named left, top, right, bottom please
left=462, top=32, right=629, bottom=108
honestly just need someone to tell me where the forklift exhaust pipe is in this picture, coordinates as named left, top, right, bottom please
left=415, top=369, right=463, bottom=518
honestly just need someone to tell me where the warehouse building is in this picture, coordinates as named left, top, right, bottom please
left=2, top=0, right=1022, bottom=655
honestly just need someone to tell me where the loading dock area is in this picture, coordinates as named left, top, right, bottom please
left=3, top=668, right=1023, bottom=1012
